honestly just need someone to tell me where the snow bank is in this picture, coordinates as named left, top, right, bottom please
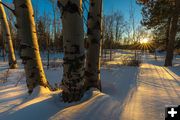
left=0, top=65, right=138, bottom=120
left=0, top=50, right=142, bottom=120
left=50, top=89, right=122, bottom=120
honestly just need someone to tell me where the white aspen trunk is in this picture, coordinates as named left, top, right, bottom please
left=58, top=0, right=85, bottom=102
left=0, top=0, right=17, bottom=69
left=14, top=0, right=50, bottom=93
left=84, top=0, right=102, bottom=90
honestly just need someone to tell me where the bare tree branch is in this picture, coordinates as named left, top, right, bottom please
left=0, top=2, right=15, bottom=14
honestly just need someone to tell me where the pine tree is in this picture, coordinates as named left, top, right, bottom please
left=165, top=0, right=180, bottom=66
left=14, top=0, right=50, bottom=93
left=139, top=0, right=172, bottom=33
left=58, top=0, right=85, bottom=102
left=138, top=0, right=180, bottom=66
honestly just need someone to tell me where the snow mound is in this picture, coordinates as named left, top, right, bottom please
left=50, top=89, right=122, bottom=120
left=29, top=86, right=51, bottom=98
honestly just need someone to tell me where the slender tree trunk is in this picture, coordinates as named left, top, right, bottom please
left=84, top=0, right=102, bottom=90
left=154, top=49, right=157, bottom=60
left=101, top=38, right=103, bottom=59
left=101, top=19, right=104, bottom=60
left=110, top=34, right=113, bottom=61
left=53, top=6, right=56, bottom=53
left=2, top=34, right=6, bottom=62
left=134, top=49, right=137, bottom=60
left=115, top=20, right=119, bottom=41
left=14, top=0, right=50, bottom=93
left=165, top=17, right=171, bottom=50
left=47, top=34, right=50, bottom=69
left=58, top=0, right=85, bottom=102
left=0, top=0, right=17, bottom=69
left=164, top=0, right=180, bottom=66
left=104, top=48, right=106, bottom=60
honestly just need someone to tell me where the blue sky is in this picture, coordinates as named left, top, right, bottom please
left=103, top=0, right=142, bottom=24
left=3, top=0, right=142, bottom=26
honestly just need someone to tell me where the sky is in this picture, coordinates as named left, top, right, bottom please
left=103, top=0, right=142, bottom=23
left=3, top=0, right=142, bottom=27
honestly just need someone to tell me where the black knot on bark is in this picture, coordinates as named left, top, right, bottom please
left=57, top=1, right=81, bottom=16
left=91, top=2, right=95, bottom=7
left=19, top=3, right=28, bottom=8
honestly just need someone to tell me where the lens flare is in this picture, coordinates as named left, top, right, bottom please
left=140, top=38, right=149, bottom=44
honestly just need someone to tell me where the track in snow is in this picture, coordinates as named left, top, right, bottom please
left=120, top=63, right=180, bottom=120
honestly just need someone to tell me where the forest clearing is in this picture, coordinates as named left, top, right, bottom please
left=0, top=0, right=180, bottom=120
left=0, top=51, right=180, bottom=120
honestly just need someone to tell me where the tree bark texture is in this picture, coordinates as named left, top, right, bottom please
left=0, top=0, right=18, bottom=69
left=14, top=0, right=50, bottom=93
left=58, top=0, right=85, bottom=102
left=84, top=0, right=102, bottom=90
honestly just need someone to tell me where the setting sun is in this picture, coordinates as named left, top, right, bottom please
left=0, top=0, right=180, bottom=120
left=140, top=38, right=149, bottom=44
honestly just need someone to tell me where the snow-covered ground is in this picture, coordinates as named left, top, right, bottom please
left=120, top=59, right=180, bottom=120
left=0, top=51, right=179, bottom=120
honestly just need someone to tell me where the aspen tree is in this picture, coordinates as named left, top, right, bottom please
left=58, top=0, right=85, bottom=102
left=84, top=0, right=102, bottom=90
left=0, top=0, right=17, bottom=69
left=14, top=0, right=50, bottom=93
left=165, top=0, right=180, bottom=66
